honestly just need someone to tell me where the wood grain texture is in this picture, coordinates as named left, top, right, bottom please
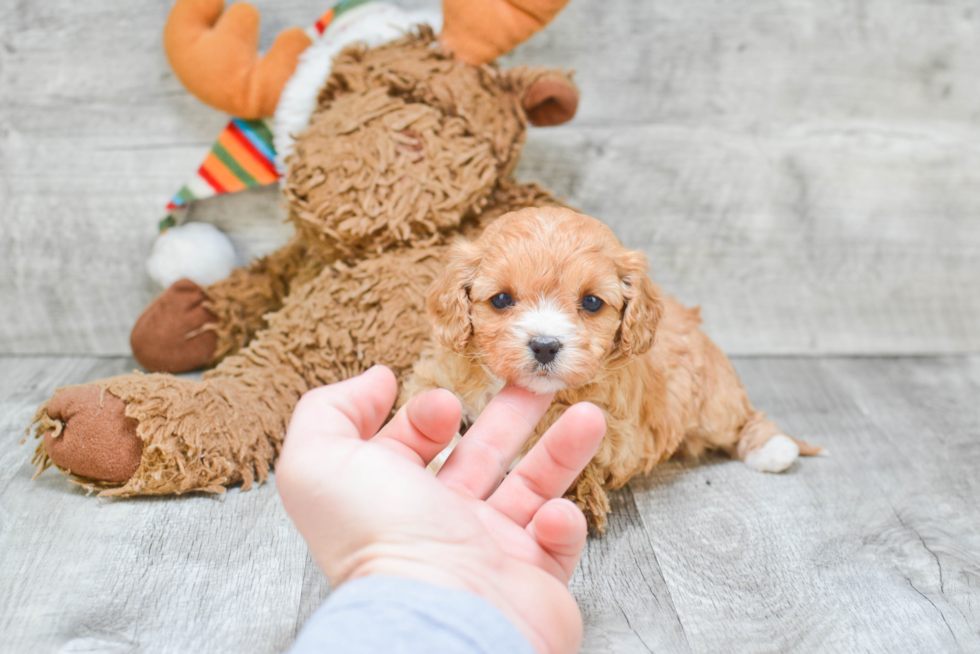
left=2, top=354, right=978, bottom=652
left=573, top=486, right=690, bottom=653
left=0, top=356, right=320, bottom=653
left=2, top=0, right=979, bottom=355
left=516, top=125, right=980, bottom=355
left=624, top=355, right=980, bottom=651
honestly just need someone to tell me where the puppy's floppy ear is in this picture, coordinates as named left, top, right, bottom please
left=509, top=68, right=579, bottom=127
left=428, top=240, right=479, bottom=353
left=617, top=249, right=664, bottom=357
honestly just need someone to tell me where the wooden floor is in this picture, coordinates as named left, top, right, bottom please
left=1, top=354, right=977, bottom=653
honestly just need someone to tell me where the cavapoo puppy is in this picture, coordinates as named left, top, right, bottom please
left=401, top=207, right=821, bottom=530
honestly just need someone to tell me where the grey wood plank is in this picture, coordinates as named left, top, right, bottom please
left=517, top=125, right=980, bottom=355
left=292, top=554, right=333, bottom=640
left=4, top=354, right=979, bottom=652
left=3, top=0, right=980, bottom=356
left=742, top=356, right=980, bottom=648
left=823, top=356, right=980, bottom=645
left=0, top=356, right=309, bottom=654
left=573, top=486, right=690, bottom=654
left=510, top=0, right=980, bottom=129
left=624, top=356, right=980, bottom=652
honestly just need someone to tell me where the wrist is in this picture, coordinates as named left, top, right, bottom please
left=335, top=541, right=506, bottom=602
left=332, top=545, right=550, bottom=652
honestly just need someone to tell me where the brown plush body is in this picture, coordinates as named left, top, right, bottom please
left=30, top=31, right=580, bottom=496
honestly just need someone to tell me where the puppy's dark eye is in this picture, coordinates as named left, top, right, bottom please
left=581, top=295, right=604, bottom=313
left=490, top=292, right=514, bottom=310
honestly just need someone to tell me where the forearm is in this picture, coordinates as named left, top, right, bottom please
left=290, top=576, right=535, bottom=654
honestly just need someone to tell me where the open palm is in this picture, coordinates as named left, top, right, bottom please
left=276, top=365, right=606, bottom=654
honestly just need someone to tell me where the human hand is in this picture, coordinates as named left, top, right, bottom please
left=276, top=365, right=606, bottom=654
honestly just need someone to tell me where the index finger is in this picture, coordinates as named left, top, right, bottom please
left=437, top=386, right=554, bottom=499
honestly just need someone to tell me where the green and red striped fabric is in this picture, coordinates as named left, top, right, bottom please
left=163, top=118, right=277, bottom=222
left=309, top=0, right=375, bottom=38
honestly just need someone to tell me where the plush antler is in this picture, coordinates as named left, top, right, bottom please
left=439, top=0, right=571, bottom=65
left=163, top=0, right=312, bottom=118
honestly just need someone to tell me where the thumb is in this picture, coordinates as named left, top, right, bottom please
left=279, top=366, right=397, bottom=473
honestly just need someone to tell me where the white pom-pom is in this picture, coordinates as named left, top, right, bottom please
left=146, top=222, right=239, bottom=288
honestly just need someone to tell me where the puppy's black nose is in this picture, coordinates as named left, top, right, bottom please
left=529, top=336, right=562, bottom=365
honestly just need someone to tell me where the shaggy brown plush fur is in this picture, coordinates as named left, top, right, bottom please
left=30, top=30, right=578, bottom=495
left=401, top=208, right=823, bottom=531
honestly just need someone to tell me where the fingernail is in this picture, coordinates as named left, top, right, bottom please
left=557, top=500, right=580, bottom=525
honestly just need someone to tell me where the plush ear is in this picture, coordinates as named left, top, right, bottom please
left=617, top=250, right=664, bottom=357
left=427, top=241, right=479, bottom=353
left=511, top=69, right=579, bottom=127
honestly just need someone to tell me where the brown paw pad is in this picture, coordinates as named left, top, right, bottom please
left=41, top=386, right=142, bottom=484
left=131, top=278, right=218, bottom=373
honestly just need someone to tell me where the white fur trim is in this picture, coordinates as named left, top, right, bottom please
left=273, top=3, right=442, bottom=170
left=744, top=434, right=800, bottom=473
left=146, top=222, right=239, bottom=288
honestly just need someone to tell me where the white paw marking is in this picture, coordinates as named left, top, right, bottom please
left=744, top=434, right=800, bottom=473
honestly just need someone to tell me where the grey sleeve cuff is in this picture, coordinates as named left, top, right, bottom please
left=289, top=575, right=537, bottom=654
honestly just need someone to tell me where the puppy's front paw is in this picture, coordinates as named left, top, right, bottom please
left=744, top=434, right=799, bottom=473
left=565, top=466, right=610, bottom=533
